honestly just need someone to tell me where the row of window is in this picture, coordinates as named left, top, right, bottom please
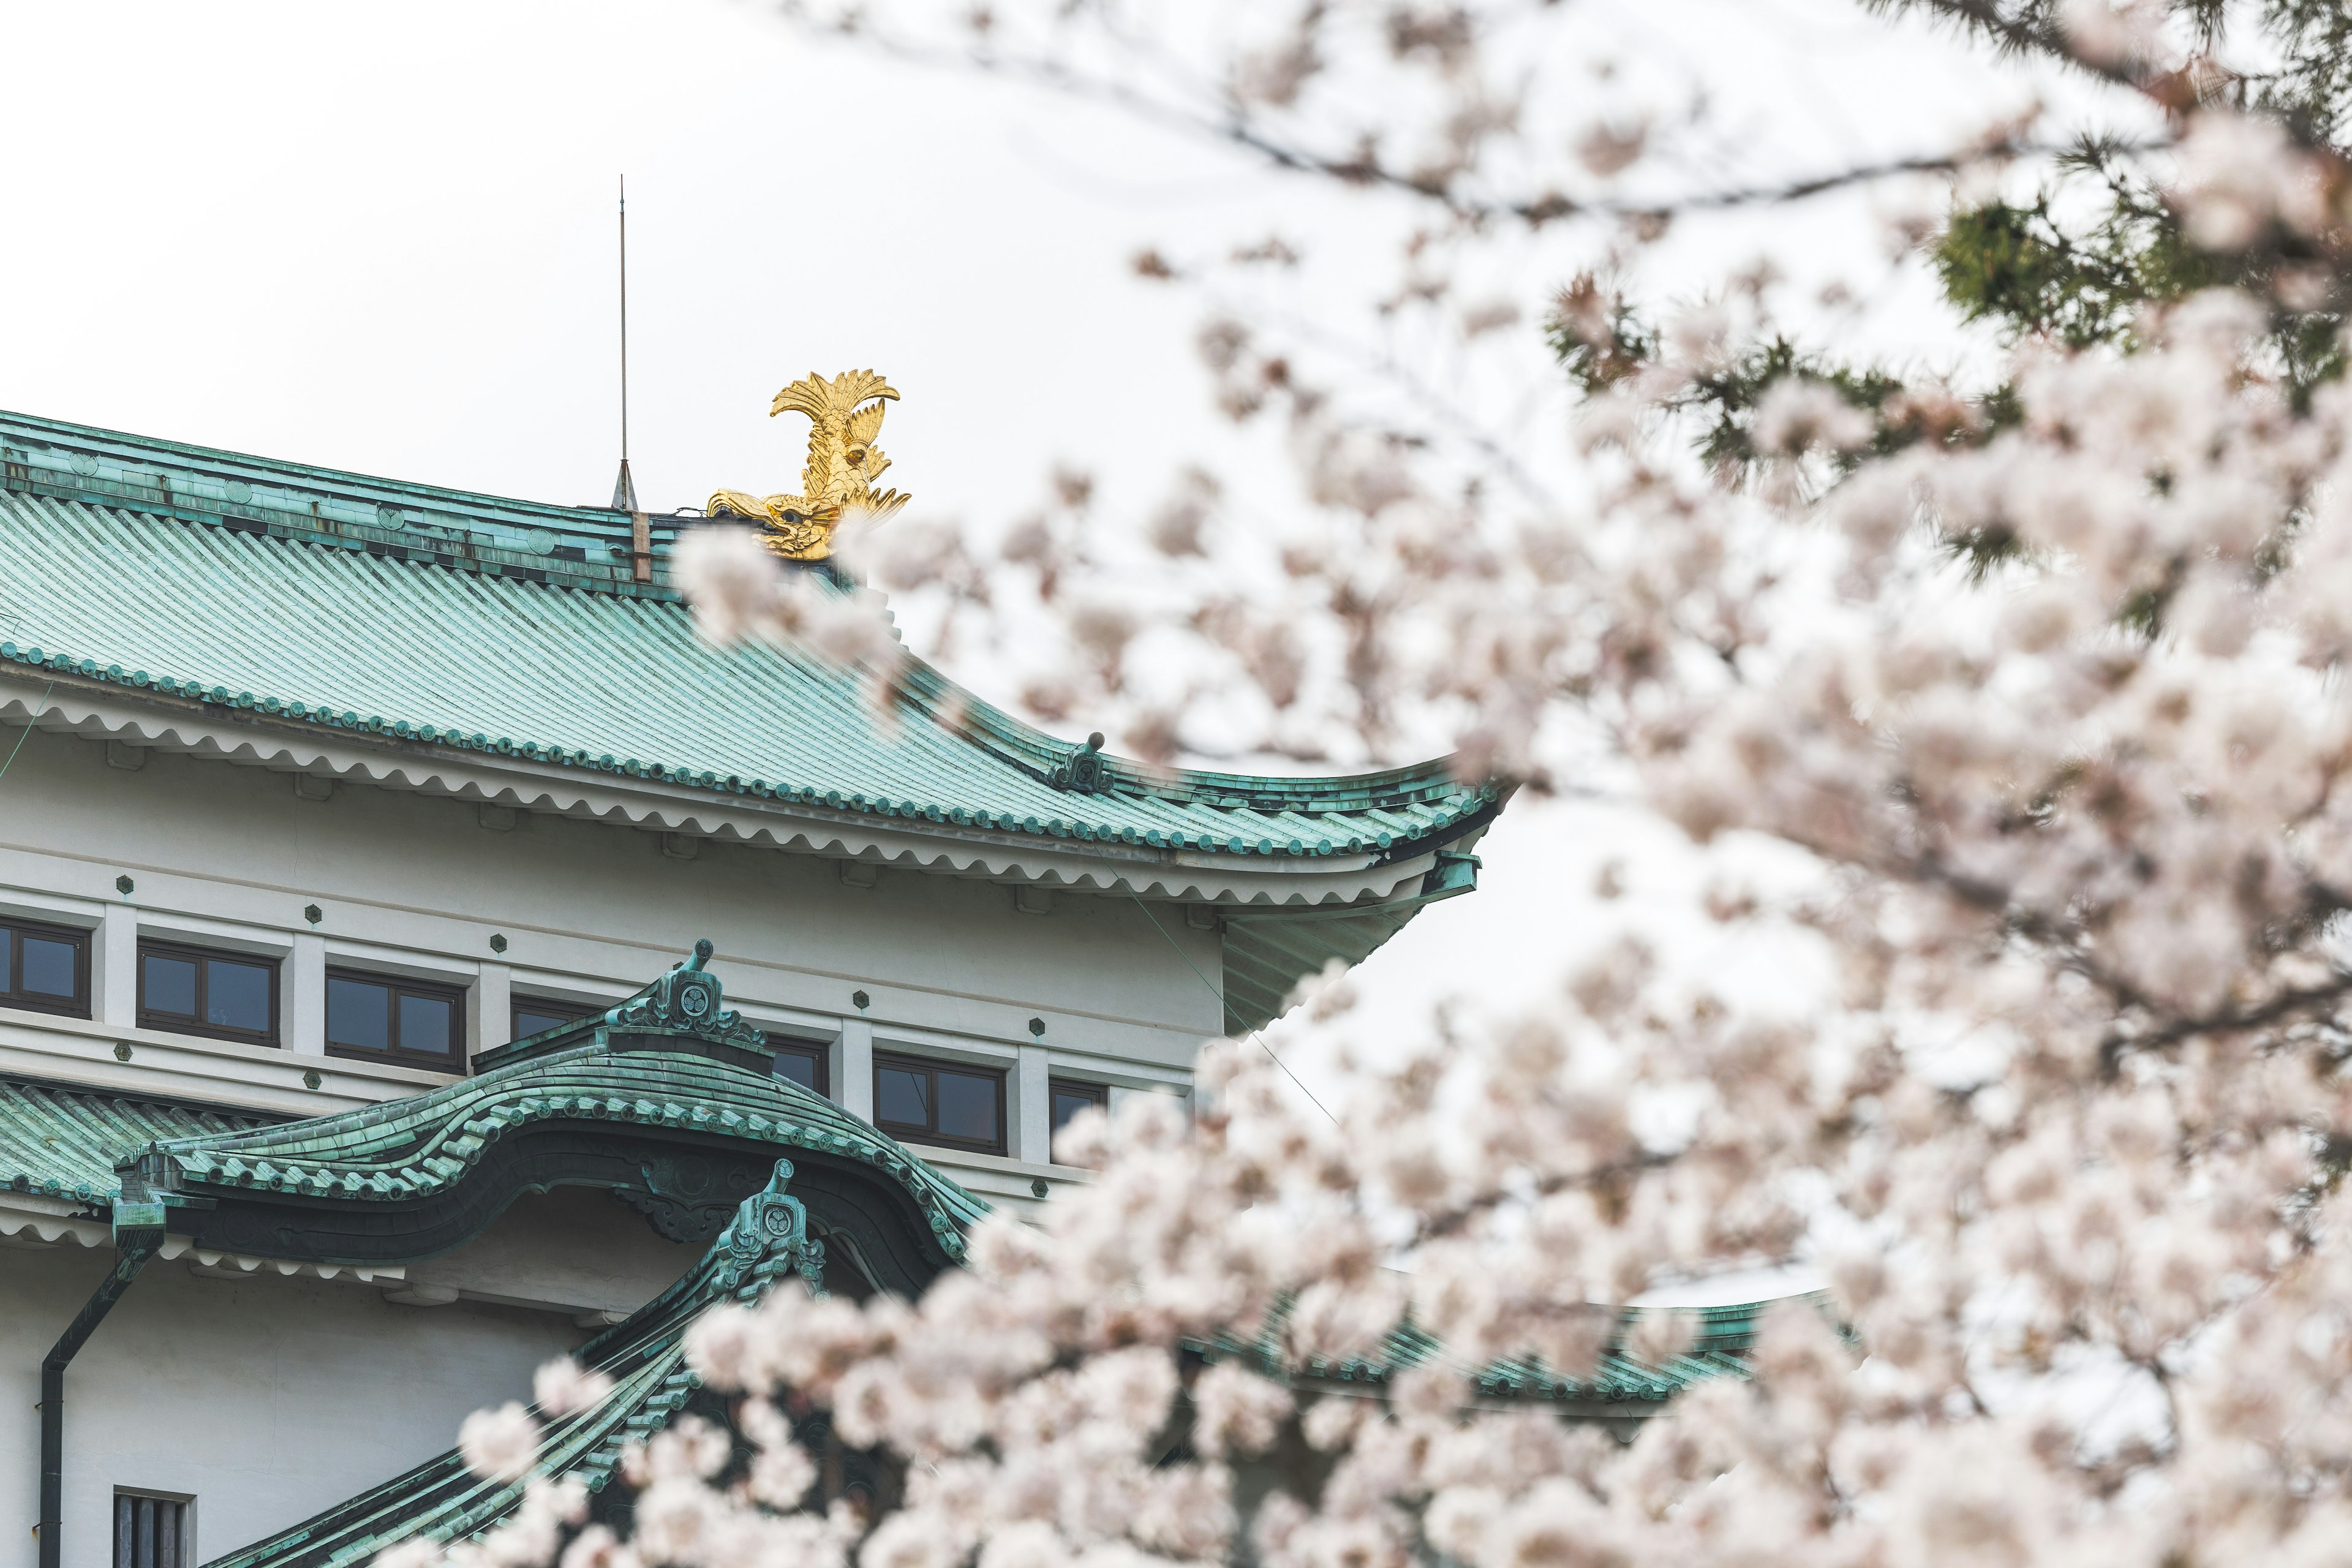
left=769, top=1041, right=1106, bottom=1155
left=1, top=915, right=1116, bottom=1158
left=2, top=918, right=602, bottom=1068
left=0, top=919, right=472, bottom=1071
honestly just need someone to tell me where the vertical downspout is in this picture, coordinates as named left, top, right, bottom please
left=36, top=1197, right=167, bottom=1568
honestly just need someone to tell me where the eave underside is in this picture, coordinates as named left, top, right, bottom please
left=0, top=672, right=1488, bottom=910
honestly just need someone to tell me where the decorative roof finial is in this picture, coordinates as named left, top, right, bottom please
left=603, top=939, right=762, bottom=1048
left=1052, top=732, right=1111, bottom=793
left=706, top=371, right=913, bottom=560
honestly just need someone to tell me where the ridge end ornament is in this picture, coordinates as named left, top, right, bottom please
left=707, top=369, right=913, bottom=560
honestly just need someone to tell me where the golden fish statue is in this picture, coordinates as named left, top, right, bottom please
left=707, top=370, right=913, bottom=560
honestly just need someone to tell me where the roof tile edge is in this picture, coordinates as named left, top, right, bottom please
left=0, top=409, right=1501, bottom=856
left=0, top=407, right=679, bottom=597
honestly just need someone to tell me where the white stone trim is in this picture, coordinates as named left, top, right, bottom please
left=839, top=1018, right=875, bottom=1121
left=474, top=960, right=510, bottom=1063
left=0, top=1194, right=405, bottom=1283
left=870, top=1030, right=1021, bottom=1070
left=911, top=1144, right=1089, bottom=1218
left=0, top=675, right=1448, bottom=908
left=0, top=1003, right=460, bottom=1117
left=288, top=932, right=326, bottom=1056
left=134, top=910, right=296, bottom=960
left=1016, top=1042, right=1052, bottom=1164
left=97, top=904, right=138, bottom=1028
left=0, top=884, right=105, bottom=929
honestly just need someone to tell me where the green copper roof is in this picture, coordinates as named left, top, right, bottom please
left=1219, top=849, right=1479, bottom=1030
left=205, top=1161, right=1769, bottom=1567
left=205, top=1161, right=828, bottom=1568
left=168, top=955, right=1758, bottom=1562
left=1208, top=1297, right=1777, bottom=1406
left=0, top=409, right=1494, bottom=864
left=145, top=1036, right=988, bottom=1262
left=0, top=408, right=675, bottom=598
left=0, top=1080, right=268, bottom=1205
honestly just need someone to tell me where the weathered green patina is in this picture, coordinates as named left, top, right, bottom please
left=0, top=1081, right=268, bottom=1205
left=0, top=410, right=1501, bottom=1032
left=1217, top=848, right=1480, bottom=1031
left=204, top=1161, right=837, bottom=1568
left=195, top=1188, right=1777, bottom=1566
left=0, top=411, right=1492, bottom=863
left=138, top=1041, right=984, bottom=1262
left=96, top=951, right=1766, bottom=1565
left=0, top=409, right=672, bottom=598
left=125, top=946, right=988, bottom=1279
left=1205, top=1297, right=1779, bottom=1408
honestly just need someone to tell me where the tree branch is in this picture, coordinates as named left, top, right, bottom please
left=782, top=10, right=2163, bottom=230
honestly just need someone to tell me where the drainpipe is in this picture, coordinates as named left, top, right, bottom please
left=36, top=1197, right=167, bottom=1568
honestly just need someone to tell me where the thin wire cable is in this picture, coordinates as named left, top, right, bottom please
left=0, top=681, right=56, bottom=787
left=1121, top=884, right=1340, bottom=1126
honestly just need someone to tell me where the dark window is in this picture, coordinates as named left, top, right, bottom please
left=328, top=970, right=464, bottom=1069
left=138, top=941, right=276, bottom=1045
left=872, top=1052, right=1005, bottom=1155
left=0, top=917, right=89, bottom=1018
left=114, top=1491, right=190, bottom=1568
left=773, top=1039, right=831, bottom=1098
left=1049, top=1079, right=1109, bottom=1143
left=511, top=998, right=594, bottom=1044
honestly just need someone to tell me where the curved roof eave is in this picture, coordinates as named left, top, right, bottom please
left=0, top=643, right=1488, bottom=869
left=131, top=1033, right=990, bottom=1268
left=0, top=413, right=1496, bottom=874
left=0, top=670, right=1498, bottom=906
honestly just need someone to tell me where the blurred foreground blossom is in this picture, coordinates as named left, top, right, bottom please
left=401, top=4, right=2352, bottom=1566
left=457, top=1401, right=539, bottom=1483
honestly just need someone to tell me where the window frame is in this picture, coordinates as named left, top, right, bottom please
left=1047, top=1077, right=1110, bottom=1148
left=136, top=938, right=279, bottom=1046
left=509, top=997, right=596, bottom=1044
left=872, top=1050, right=1007, bottom=1156
left=0, top=915, right=91, bottom=1020
left=113, top=1488, right=194, bottom=1568
left=772, top=1038, right=831, bottom=1099
left=325, top=967, right=468, bottom=1071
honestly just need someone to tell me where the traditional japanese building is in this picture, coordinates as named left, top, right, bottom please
left=0, top=396, right=1509, bottom=1565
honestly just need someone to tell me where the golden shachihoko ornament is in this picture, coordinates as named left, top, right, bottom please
left=707, top=371, right=911, bottom=560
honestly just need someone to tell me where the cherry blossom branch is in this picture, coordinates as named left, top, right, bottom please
left=777, top=4, right=2164, bottom=228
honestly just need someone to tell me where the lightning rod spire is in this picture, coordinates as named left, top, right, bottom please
left=611, top=174, right=638, bottom=513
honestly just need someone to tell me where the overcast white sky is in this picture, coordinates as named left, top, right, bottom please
left=0, top=1, right=2086, bottom=520
left=2, top=1, right=1319, bottom=522
left=0, top=2, right=2102, bottom=1189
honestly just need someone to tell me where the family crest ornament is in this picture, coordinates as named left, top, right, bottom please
left=602, top=937, right=766, bottom=1052
left=706, top=369, right=912, bottom=560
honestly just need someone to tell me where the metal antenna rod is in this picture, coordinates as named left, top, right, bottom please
left=610, top=175, right=639, bottom=514
left=619, top=173, right=629, bottom=464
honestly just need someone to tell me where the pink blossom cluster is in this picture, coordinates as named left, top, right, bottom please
left=393, top=4, right=2352, bottom=1566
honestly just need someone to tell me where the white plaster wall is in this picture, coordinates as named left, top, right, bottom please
left=0, top=728, right=1224, bottom=1072
left=0, top=727, right=1230, bottom=1551
left=0, top=1242, right=581, bottom=1567
left=404, top=1186, right=701, bottom=1316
